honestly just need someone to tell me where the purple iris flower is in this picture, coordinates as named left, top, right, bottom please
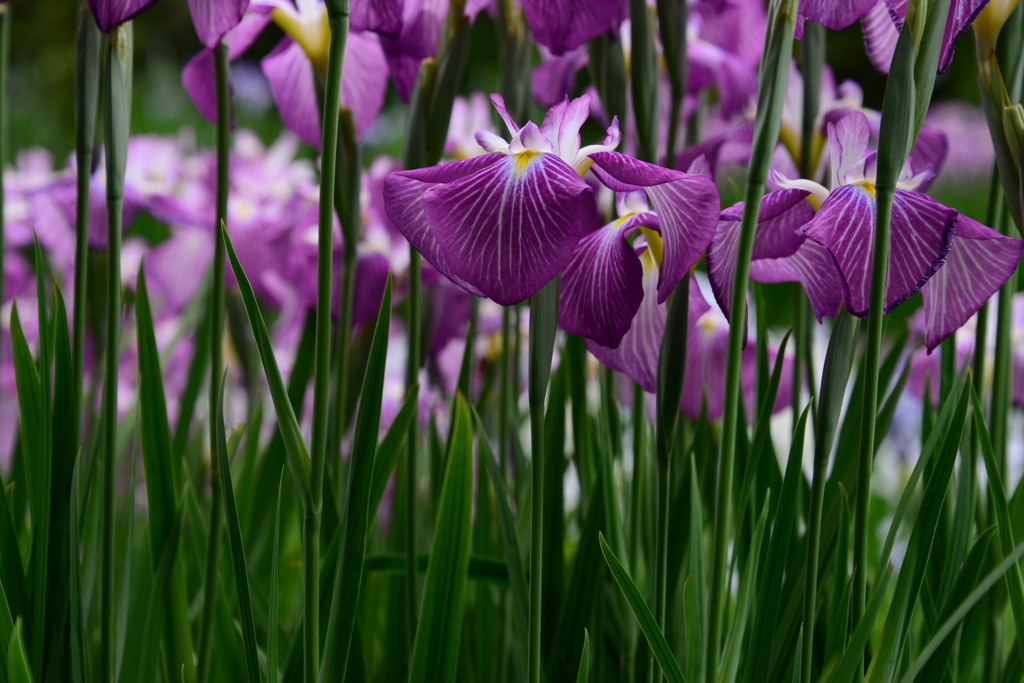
left=520, top=0, right=626, bottom=55
left=771, top=109, right=1022, bottom=349
left=187, top=0, right=249, bottom=49
left=88, top=0, right=163, bottom=32
left=183, top=1, right=389, bottom=147
left=861, top=0, right=990, bottom=74
left=385, top=93, right=720, bottom=308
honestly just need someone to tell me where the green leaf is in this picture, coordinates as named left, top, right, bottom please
left=899, top=537, right=1024, bottom=683
left=409, top=393, right=474, bottom=683
left=600, top=533, right=685, bottom=683
left=718, top=493, right=770, bottom=683
left=362, top=554, right=509, bottom=585
left=866, top=377, right=971, bottom=683
left=425, top=16, right=470, bottom=166
left=320, top=275, right=392, bottom=682
left=68, top=460, right=86, bottom=683
left=6, top=620, right=33, bottom=683
left=629, top=0, right=659, bottom=162
left=0, top=579, right=11, bottom=683
left=214, top=373, right=261, bottom=683
left=823, top=563, right=893, bottom=683
left=0, top=469, right=24, bottom=626
left=576, top=629, right=590, bottom=683
left=368, top=384, right=419, bottom=524
left=741, top=404, right=810, bottom=683
left=686, top=456, right=707, bottom=683
left=268, top=469, right=283, bottom=683
left=473, top=407, right=529, bottom=658
left=824, top=486, right=851, bottom=665
left=131, top=505, right=184, bottom=683
left=222, top=223, right=311, bottom=503
left=875, top=23, right=916, bottom=189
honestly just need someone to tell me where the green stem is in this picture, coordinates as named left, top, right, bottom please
left=500, top=306, right=511, bottom=474
left=72, top=0, right=99, bottom=468
left=196, top=41, right=230, bottom=683
left=306, top=4, right=350, bottom=681
left=405, top=246, right=421, bottom=647
left=528, top=278, right=559, bottom=683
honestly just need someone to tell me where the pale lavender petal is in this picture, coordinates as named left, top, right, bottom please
left=681, top=285, right=736, bottom=420
left=908, top=123, right=949, bottom=183
left=828, top=111, right=871, bottom=189
left=227, top=12, right=273, bottom=58
left=799, top=0, right=876, bottom=29
left=589, top=151, right=720, bottom=301
left=182, top=48, right=218, bottom=124
left=920, top=215, right=1023, bottom=351
left=88, top=0, right=163, bottom=32
left=532, top=47, right=589, bottom=109
left=803, top=185, right=955, bottom=316
left=861, top=0, right=898, bottom=73
left=520, top=0, right=626, bottom=54
left=750, top=240, right=843, bottom=321
left=559, top=222, right=644, bottom=348
left=351, top=0, right=404, bottom=37
left=261, top=37, right=322, bottom=149
left=423, top=152, right=591, bottom=305
left=490, top=92, right=521, bottom=135
left=188, top=0, right=247, bottom=49
left=342, top=31, right=389, bottom=136
left=383, top=155, right=503, bottom=297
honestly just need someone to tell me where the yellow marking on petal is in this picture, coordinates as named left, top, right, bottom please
left=805, top=193, right=823, bottom=212
left=272, top=6, right=330, bottom=74
left=639, top=225, right=663, bottom=269
left=575, top=157, right=594, bottom=177
left=512, top=150, right=541, bottom=176
left=698, top=314, right=718, bottom=336
left=854, top=180, right=877, bottom=199
left=778, top=122, right=802, bottom=169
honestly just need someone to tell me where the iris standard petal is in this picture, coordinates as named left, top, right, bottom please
left=261, top=37, right=322, bottom=149
left=188, top=0, right=247, bottom=49
left=920, top=215, right=1023, bottom=351
left=423, top=151, right=591, bottom=305
left=803, top=185, right=955, bottom=316
left=589, top=151, right=720, bottom=302
left=828, top=111, right=872, bottom=189
left=520, top=0, right=626, bottom=55
left=706, top=189, right=814, bottom=319
left=383, top=155, right=503, bottom=297
left=559, top=221, right=645, bottom=348
left=351, top=0, right=404, bottom=37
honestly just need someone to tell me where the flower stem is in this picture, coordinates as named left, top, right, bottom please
left=196, top=40, right=231, bottom=683
left=528, top=277, right=559, bottom=683
left=405, top=245, right=421, bottom=645
left=101, top=23, right=132, bottom=683
left=307, top=3, right=350, bottom=681
left=72, top=0, right=99, bottom=469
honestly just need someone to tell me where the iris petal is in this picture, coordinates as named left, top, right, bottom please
left=261, top=37, right=322, bottom=149
left=422, top=152, right=591, bottom=306
left=188, top=0, right=247, bottom=49
left=750, top=240, right=843, bottom=322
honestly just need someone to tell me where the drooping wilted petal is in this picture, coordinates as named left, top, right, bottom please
left=422, top=152, right=591, bottom=305
left=559, top=221, right=645, bottom=348
left=88, top=0, right=163, bottom=32
left=803, top=185, right=956, bottom=316
left=706, top=189, right=815, bottom=319
left=384, top=156, right=502, bottom=297
left=261, top=37, right=322, bottom=148
left=352, top=0, right=404, bottom=37
left=799, top=0, right=876, bottom=30
left=520, top=0, right=626, bottom=55
left=589, top=151, right=720, bottom=302
left=750, top=240, right=843, bottom=321
left=920, top=215, right=1023, bottom=351
left=187, top=0, right=247, bottom=49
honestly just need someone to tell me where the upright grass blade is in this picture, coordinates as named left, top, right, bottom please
left=5, top=305, right=35, bottom=627
left=600, top=533, right=685, bottom=683
left=576, top=629, right=590, bottom=683
left=367, top=385, right=419, bottom=521
left=7, top=620, right=32, bottom=683
left=741, top=404, right=810, bottom=683
left=213, top=374, right=260, bottom=683
left=268, top=470, right=283, bottom=683
left=68, top=461, right=86, bottom=683
left=130, top=507, right=183, bottom=683
left=320, top=275, right=392, bottom=683
left=474, top=407, right=529, bottom=657
left=687, top=456, right=707, bottom=683
left=822, top=564, right=893, bottom=683
left=223, top=224, right=312, bottom=502
left=409, top=393, right=474, bottom=683
left=971, top=383, right=1024, bottom=662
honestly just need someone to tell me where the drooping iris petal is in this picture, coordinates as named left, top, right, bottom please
left=802, top=184, right=956, bottom=316
left=341, top=31, right=389, bottom=136
left=532, top=47, right=589, bottom=109
left=559, top=220, right=645, bottom=348
left=350, top=252, right=393, bottom=327
left=586, top=251, right=707, bottom=393
left=687, top=40, right=758, bottom=118
left=883, top=0, right=990, bottom=73
left=262, top=37, right=322, bottom=148
left=380, top=0, right=447, bottom=102
left=907, top=124, right=949, bottom=183
left=589, top=151, right=720, bottom=302
left=520, top=0, right=625, bottom=55
left=383, top=155, right=502, bottom=297
left=691, top=0, right=766, bottom=69
left=862, top=0, right=898, bottom=73
left=750, top=240, right=843, bottom=321
left=422, top=152, right=591, bottom=305
left=351, top=0, right=404, bottom=37
left=799, top=0, right=877, bottom=30
left=920, top=215, right=1023, bottom=351
left=88, top=0, right=163, bottom=32
left=187, top=0, right=247, bottom=49
left=706, top=189, right=815, bottom=319
left=680, top=287, right=739, bottom=420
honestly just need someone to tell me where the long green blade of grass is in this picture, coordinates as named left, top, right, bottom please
left=6, top=620, right=32, bottom=683
left=687, top=455, right=707, bottom=683
left=268, top=470, right=283, bottom=683
left=576, top=629, right=590, bottom=683
left=409, top=393, right=474, bottom=683
left=368, top=384, right=419, bottom=524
